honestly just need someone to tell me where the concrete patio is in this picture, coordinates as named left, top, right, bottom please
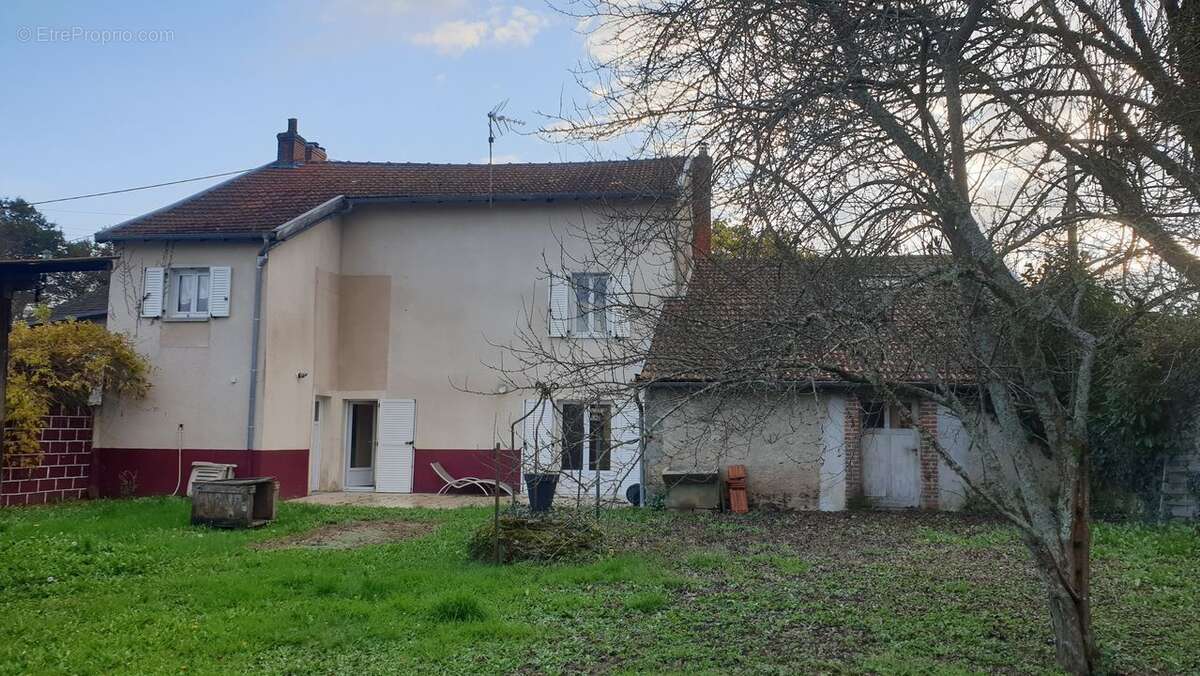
left=292, top=491, right=525, bottom=509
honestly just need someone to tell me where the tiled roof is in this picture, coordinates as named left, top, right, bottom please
left=640, top=256, right=974, bottom=385
left=47, top=283, right=109, bottom=323
left=96, top=158, right=685, bottom=241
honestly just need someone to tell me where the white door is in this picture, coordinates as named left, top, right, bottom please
left=558, top=400, right=642, bottom=504
left=345, top=401, right=377, bottom=489
left=308, top=399, right=323, bottom=494
left=375, top=399, right=415, bottom=493
left=861, top=401, right=920, bottom=508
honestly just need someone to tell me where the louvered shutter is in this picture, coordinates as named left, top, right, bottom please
left=141, top=267, right=164, bottom=318
left=609, top=399, right=642, bottom=502
left=608, top=271, right=633, bottom=339
left=208, top=266, right=231, bottom=317
left=522, top=399, right=555, bottom=474
left=375, top=399, right=415, bottom=493
left=548, top=273, right=570, bottom=337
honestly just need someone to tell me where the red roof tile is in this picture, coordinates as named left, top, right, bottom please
left=640, top=256, right=975, bottom=385
left=97, top=158, right=685, bottom=241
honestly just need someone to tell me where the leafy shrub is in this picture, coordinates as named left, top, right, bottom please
left=3, top=319, right=150, bottom=465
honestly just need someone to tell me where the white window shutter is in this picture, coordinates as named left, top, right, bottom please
left=609, top=399, right=642, bottom=502
left=376, top=399, right=415, bottom=493
left=522, top=399, right=555, bottom=473
left=208, top=266, right=231, bottom=317
left=548, top=273, right=570, bottom=337
left=608, top=271, right=633, bottom=339
left=141, top=267, right=164, bottom=318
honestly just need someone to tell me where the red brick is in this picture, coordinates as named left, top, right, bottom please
left=47, top=465, right=66, bottom=478
left=69, top=417, right=86, bottom=429
left=72, top=477, right=89, bottom=489
left=41, top=429, right=60, bottom=441
left=56, top=478, right=74, bottom=490
left=38, top=478, right=57, bottom=492
left=19, top=480, right=37, bottom=493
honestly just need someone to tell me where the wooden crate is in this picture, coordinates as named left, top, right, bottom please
left=190, top=478, right=278, bottom=529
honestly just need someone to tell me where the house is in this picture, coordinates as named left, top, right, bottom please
left=92, top=118, right=711, bottom=500
left=639, top=257, right=980, bottom=511
left=46, top=282, right=109, bottom=325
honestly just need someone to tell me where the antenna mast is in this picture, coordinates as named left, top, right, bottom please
left=487, top=100, right=525, bottom=207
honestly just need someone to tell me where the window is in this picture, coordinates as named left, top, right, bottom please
left=862, top=400, right=915, bottom=429
left=170, top=268, right=211, bottom=319
left=561, top=402, right=612, bottom=471
left=572, top=272, right=610, bottom=336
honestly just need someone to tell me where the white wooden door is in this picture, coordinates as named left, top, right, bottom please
left=861, top=401, right=920, bottom=508
left=863, top=430, right=919, bottom=507
left=308, top=399, right=322, bottom=494
left=375, top=399, right=415, bottom=493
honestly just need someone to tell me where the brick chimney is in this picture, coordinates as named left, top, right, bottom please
left=276, top=118, right=326, bottom=165
left=690, top=144, right=712, bottom=259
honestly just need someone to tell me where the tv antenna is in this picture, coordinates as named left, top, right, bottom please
left=487, top=100, right=525, bottom=207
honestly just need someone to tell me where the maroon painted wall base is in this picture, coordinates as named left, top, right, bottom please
left=94, top=448, right=309, bottom=500
left=412, top=449, right=521, bottom=494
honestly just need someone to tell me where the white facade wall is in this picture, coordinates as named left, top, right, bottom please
left=96, top=240, right=261, bottom=451
left=99, top=199, right=684, bottom=494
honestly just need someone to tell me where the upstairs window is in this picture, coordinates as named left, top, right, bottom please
left=170, top=268, right=211, bottom=319
left=572, top=272, right=610, bottom=336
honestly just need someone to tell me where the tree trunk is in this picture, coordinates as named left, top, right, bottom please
left=1030, top=457, right=1099, bottom=675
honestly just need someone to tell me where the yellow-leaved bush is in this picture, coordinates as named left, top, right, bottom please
left=3, top=320, right=150, bottom=466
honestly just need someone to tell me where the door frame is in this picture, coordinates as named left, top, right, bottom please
left=343, top=399, right=378, bottom=491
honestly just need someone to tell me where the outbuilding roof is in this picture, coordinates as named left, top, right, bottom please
left=96, top=158, right=686, bottom=242
left=640, top=255, right=973, bottom=386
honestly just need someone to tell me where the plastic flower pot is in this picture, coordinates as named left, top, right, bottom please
left=524, top=473, right=558, bottom=512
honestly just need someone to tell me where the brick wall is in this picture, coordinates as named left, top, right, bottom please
left=844, top=394, right=863, bottom=499
left=917, top=399, right=940, bottom=509
left=1, top=405, right=94, bottom=506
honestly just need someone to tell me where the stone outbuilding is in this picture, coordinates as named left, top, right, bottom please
left=638, top=256, right=981, bottom=511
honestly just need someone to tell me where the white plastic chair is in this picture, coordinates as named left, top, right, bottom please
left=430, top=461, right=514, bottom=496
left=186, top=461, right=237, bottom=497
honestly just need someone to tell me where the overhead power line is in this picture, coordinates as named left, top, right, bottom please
left=28, top=168, right=254, bottom=206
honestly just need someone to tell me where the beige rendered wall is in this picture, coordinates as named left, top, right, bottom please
left=336, top=201, right=676, bottom=448
left=95, top=240, right=262, bottom=450
left=258, top=217, right=342, bottom=451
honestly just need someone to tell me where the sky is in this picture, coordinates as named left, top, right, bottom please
left=0, top=1, right=620, bottom=243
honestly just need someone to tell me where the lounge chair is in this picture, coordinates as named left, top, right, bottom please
left=430, top=461, right=514, bottom=496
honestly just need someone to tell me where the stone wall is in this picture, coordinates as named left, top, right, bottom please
left=644, top=387, right=832, bottom=510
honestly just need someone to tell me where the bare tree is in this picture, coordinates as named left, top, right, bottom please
left=490, top=1, right=1200, bottom=673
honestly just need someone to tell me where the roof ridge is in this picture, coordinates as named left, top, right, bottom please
left=316, top=157, right=684, bottom=168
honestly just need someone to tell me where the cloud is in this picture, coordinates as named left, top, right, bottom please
left=491, top=6, right=547, bottom=46
left=412, top=20, right=490, bottom=55
left=411, top=5, right=548, bottom=56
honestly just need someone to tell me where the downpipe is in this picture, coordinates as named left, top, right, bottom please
left=245, top=234, right=273, bottom=453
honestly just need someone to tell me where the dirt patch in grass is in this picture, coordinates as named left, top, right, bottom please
left=253, top=520, right=434, bottom=550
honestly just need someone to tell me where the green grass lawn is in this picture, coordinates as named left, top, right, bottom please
left=1, top=499, right=1197, bottom=674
